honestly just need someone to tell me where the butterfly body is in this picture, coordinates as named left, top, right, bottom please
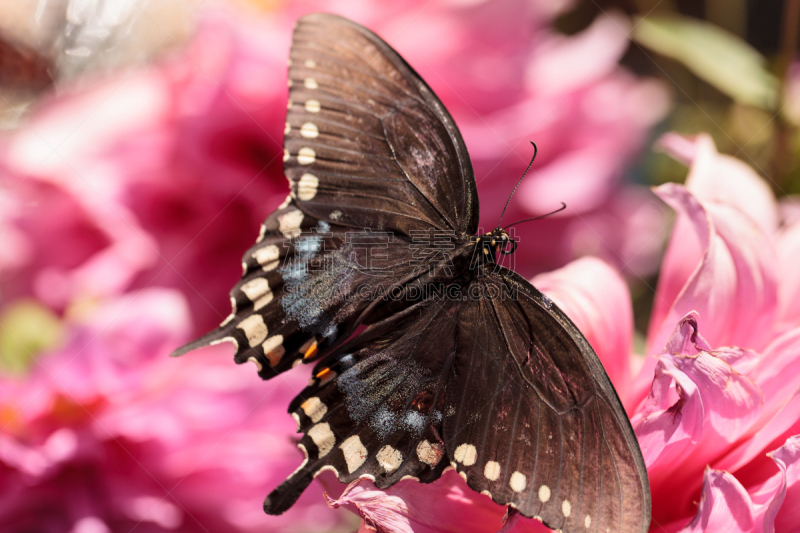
left=172, top=13, right=650, bottom=533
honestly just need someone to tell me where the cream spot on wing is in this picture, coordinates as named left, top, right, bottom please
left=585, top=515, right=591, bottom=528
left=284, top=122, right=290, bottom=134
left=330, top=210, right=342, bottom=220
left=262, top=335, right=285, bottom=367
left=279, top=195, right=292, bottom=209
left=237, top=314, right=267, bottom=347
left=255, top=291, right=273, bottom=309
left=300, top=122, right=319, bottom=138
left=454, top=444, right=477, bottom=466
left=509, top=472, right=526, bottom=492
left=292, top=358, right=303, bottom=368
left=484, top=461, right=501, bottom=481
left=283, top=149, right=289, bottom=162
left=562, top=500, right=571, bottom=517
left=376, top=445, right=402, bottom=473
left=304, top=59, right=316, bottom=68
left=278, top=209, right=304, bottom=238
left=288, top=78, right=292, bottom=87
left=251, top=245, right=280, bottom=270
left=416, top=440, right=443, bottom=466
left=305, top=99, right=321, bottom=113
left=247, top=356, right=262, bottom=372
left=304, top=78, right=318, bottom=89
left=287, top=98, right=292, bottom=110
left=297, top=173, right=319, bottom=201
left=257, top=224, right=267, bottom=243
left=297, top=147, right=316, bottom=165
left=538, top=484, right=551, bottom=503
left=301, top=397, right=327, bottom=423
left=308, top=423, right=335, bottom=457
left=210, top=336, right=238, bottom=349
left=291, top=412, right=300, bottom=430
left=340, top=435, right=367, bottom=473
left=240, top=278, right=270, bottom=302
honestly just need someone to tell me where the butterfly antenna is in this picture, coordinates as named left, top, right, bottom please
left=497, top=141, right=538, bottom=228
left=503, top=202, right=567, bottom=229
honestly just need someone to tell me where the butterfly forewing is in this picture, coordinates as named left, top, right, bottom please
left=285, top=13, right=479, bottom=236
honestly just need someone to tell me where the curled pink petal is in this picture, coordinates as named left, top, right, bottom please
left=657, top=133, right=778, bottom=235
left=747, top=435, right=800, bottom=533
left=532, top=256, right=634, bottom=405
left=633, top=313, right=763, bottom=523
left=646, top=183, right=778, bottom=358
left=679, top=469, right=754, bottom=533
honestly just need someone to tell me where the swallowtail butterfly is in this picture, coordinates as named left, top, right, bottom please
left=172, top=13, right=651, bottom=533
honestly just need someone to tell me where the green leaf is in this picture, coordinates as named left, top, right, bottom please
left=0, top=300, right=63, bottom=375
left=633, top=15, right=779, bottom=110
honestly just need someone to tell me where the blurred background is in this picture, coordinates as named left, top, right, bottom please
left=0, top=0, right=796, bottom=531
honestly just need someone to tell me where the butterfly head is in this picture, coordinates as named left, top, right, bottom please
left=477, top=228, right=517, bottom=263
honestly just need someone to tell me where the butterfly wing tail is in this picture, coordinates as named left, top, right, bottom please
left=263, top=460, right=317, bottom=515
left=169, top=327, right=232, bottom=357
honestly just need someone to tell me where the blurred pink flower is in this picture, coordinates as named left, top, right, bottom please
left=322, top=135, right=800, bottom=532
left=0, top=289, right=344, bottom=532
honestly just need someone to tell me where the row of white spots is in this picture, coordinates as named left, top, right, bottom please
left=300, top=123, right=318, bottom=138
left=297, top=147, right=316, bottom=165
left=484, top=461, right=500, bottom=481
left=278, top=209, right=304, bottom=238
left=297, top=173, right=319, bottom=201
left=251, top=244, right=280, bottom=272
left=301, top=397, right=327, bottom=423
left=305, top=78, right=318, bottom=89
left=510, top=471, right=527, bottom=492
left=240, top=277, right=273, bottom=310
left=341, top=435, right=367, bottom=473
left=262, top=335, right=285, bottom=367
left=377, top=445, right=402, bottom=473
left=305, top=99, right=320, bottom=113
left=453, top=443, right=477, bottom=466
left=308, top=422, right=335, bottom=457
left=237, top=314, right=268, bottom=347
left=416, top=440, right=443, bottom=466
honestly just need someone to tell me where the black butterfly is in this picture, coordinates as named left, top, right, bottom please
left=172, top=13, right=650, bottom=533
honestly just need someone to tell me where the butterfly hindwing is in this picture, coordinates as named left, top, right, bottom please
left=285, top=13, right=479, bottom=236
left=443, top=269, right=650, bottom=533
left=264, top=296, right=458, bottom=515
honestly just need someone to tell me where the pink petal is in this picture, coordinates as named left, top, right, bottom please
left=532, top=256, right=634, bottom=405
left=717, top=326, right=800, bottom=474
left=325, top=470, right=556, bottom=533
left=646, top=183, right=778, bottom=358
left=527, top=11, right=631, bottom=97
left=679, top=469, right=754, bottom=533
left=657, top=133, right=778, bottom=235
left=748, top=436, right=800, bottom=533
left=633, top=313, right=763, bottom=523
left=325, top=471, right=507, bottom=533
left=776, top=215, right=800, bottom=328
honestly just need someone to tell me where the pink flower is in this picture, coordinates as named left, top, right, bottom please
left=0, top=289, right=345, bottom=532
left=323, top=134, right=800, bottom=532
